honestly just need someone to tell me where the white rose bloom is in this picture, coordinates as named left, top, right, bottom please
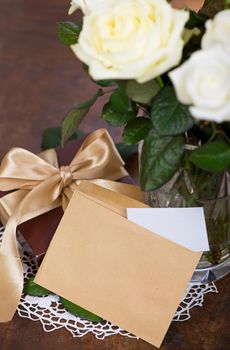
left=68, top=0, right=105, bottom=15
left=71, top=0, right=189, bottom=83
left=202, top=9, right=230, bottom=52
left=169, top=46, right=230, bottom=123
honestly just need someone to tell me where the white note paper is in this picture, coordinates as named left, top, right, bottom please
left=127, top=207, right=209, bottom=252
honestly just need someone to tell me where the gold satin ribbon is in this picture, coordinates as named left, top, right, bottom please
left=0, top=128, right=130, bottom=322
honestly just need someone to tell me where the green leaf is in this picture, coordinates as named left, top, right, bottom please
left=61, top=109, right=88, bottom=146
left=95, top=79, right=116, bottom=87
left=126, top=79, right=160, bottom=105
left=57, top=21, right=82, bottom=46
left=122, top=118, right=152, bottom=145
left=60, top=297, right=103, bottom=322
left=182, top=27, right=201, bottom=45
left=115, top=143, right=138, bottom=162
left=151, top=86, right=194, bottom=136
left=140, top=130, right=185, bottom=191
left=61, top=89, right=103, bottom=146
left=42, top=127, right=84, bottom=150
left=42, top=127, right=63, bottom=150
left=109, top=84, right=132, bottom=113
left=224, top=0, right=230, bottom=9
left=24, top=277, right=52, bottom=297
left=101, top=102, right=135, bottom=127
left=102, top=84, right=136, bottom=126
left=190, top=141, right=230, bottom=172
left=24, top=279, right=103, bottom=322
left=186, top=11, right=208, bottom=29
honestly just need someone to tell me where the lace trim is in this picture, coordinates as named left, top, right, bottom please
left=0, top=227, right=218, bottom=339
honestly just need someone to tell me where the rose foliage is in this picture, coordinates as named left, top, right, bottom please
left=56, top=0, right=230, bottom=191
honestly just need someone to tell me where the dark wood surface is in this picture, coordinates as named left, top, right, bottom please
left=0, top=1, right=229, bottom=349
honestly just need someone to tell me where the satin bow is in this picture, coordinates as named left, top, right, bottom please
left=0, top=129, right=130, bottom=322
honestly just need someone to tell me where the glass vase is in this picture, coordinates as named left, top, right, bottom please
left=143, top=169, right=230, bottom=284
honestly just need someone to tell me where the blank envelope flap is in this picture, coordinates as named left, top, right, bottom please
left=35, top=188, right=201, bottom=348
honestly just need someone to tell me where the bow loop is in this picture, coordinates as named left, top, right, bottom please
left=0, top=147, right=59, bottom=191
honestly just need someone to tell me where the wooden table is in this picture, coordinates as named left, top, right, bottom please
left=0, top=1, right=229, bottom=349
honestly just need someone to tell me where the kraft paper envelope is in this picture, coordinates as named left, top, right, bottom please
left=35, top=183, right=202, bottom=348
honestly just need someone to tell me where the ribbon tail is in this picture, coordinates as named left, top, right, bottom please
left=0, top=176, right=63, bottom=322
left=0, top=252, right=23, bottom=322
left=0, top=190, right=29, bottom=225
left=0, top=216, right=23, bottom=322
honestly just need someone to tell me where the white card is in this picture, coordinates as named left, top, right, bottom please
left=127, top=207, right=209, bottom=252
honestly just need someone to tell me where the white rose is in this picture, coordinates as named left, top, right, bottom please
left=71, top=0, right=189, bottom=83
left=68, top=0, right=105, bottom=15
left=202, top=9, right=230, bottom=52
left=169, top=46, right=230, bottom=123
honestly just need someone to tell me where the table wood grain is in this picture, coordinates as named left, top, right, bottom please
left=0, top=1, right=229, bottom=349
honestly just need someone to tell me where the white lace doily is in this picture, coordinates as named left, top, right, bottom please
left=0, top=227, right=218, bottom=340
